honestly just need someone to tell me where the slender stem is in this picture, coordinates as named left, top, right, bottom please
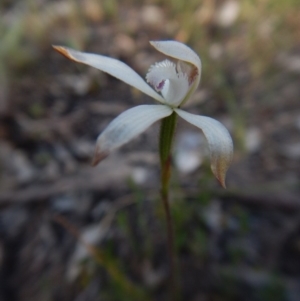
left=159, top=112, right=177, bottom=165
left=159, top=112, right=178, bottom=300
left=161, top=160, right=177, bottom=299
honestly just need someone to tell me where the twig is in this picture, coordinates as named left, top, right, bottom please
left=53, top=207, right=151, bottom=301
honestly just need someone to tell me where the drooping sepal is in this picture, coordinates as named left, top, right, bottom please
left=92, top=105, right=173, bottom=165
left=174, top=109, right=233, bottom=188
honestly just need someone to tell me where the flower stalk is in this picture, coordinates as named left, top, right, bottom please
left=159, top=112, right=178, bottom=300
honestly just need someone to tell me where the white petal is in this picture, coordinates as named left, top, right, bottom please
left=53, top=46, right=165, bottom=103
left=146, top=60, right=189, bottom=106
left=92, top=105, right=173, bottom=165
left=161, top=77, right=189, bottom=107
left=146, top=60, right=177, bottom=91
left=150, top=41, right=202, bottom=106
left=175, top=109, right=233, bottom=188
left=150, top=41, right=201, bottom=79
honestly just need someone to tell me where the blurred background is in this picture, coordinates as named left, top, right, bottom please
left=0, top=0, right=300, bottom=300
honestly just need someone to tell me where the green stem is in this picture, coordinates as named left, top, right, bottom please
left=159, top=112, right=178, bottom=300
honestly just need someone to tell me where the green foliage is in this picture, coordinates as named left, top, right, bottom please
left=102, top=0, right=118, bottom=19
left=259, top=277, right=286, bottom=301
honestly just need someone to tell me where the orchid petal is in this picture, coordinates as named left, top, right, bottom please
left=53, top=46, right=165, bottom=103
left=150, top=40, right=201, bottom=80
left=175, top=109, right=233, bottom=188
left=150, top=41, right=202, bottom=106
left=146, top=60, right=189, bottom=106
left=92, top=105, right=173, bottom=165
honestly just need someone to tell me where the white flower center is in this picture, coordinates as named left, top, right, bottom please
left=146, top=60, right=190, bottom=107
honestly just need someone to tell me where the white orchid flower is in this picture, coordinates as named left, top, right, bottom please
left=53, top=41, right=233, bottom=187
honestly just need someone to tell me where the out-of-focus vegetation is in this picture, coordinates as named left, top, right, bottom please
left=1, top=0, right=299, bottom=142
left=1, top=0, right=300, bottom=300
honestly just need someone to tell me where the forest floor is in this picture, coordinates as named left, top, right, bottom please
left=0, top=1, right=300, bottom=301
